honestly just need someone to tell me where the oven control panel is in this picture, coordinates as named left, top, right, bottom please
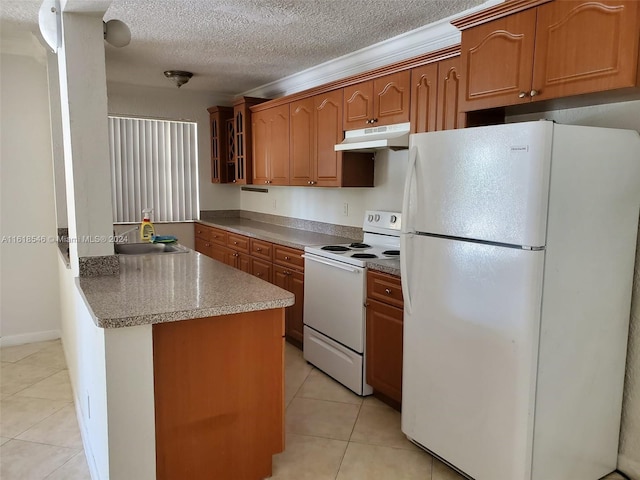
left=363, top=210, right=402, bottom=234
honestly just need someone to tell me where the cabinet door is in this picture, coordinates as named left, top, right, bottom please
left=236, top=253, right=251, bottom=274
left=436, top=57, right=466, bottom=131
left=343, top=81, right=374, bottom=130
left=459, top=8, right=537, bottom=111
left=410, top=63, right=438, bottom=134
left=252, top=110, right=270, bottom=185
left=314, top=90, right=343, bottom=187
left=269, top=105, right=290, bottom=186
left=288, top=270, right=305, bottom=346
left=366, top=299, right=403, bottom=404
left=208, top=106, right=233, bottom=184
left=289, top=98, right=314, bottom=186
left=251, top=257, right=272, bottom=283
left=273, top=266, right=304, bottom=347
left=195, top=237, right=213, bottom=257
left=373, top=71, right=411, bottom=126
left=210, top=244, right=233, bottom=265
left=532, top=0, right=640, bottom=101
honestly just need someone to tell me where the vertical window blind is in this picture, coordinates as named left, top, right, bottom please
left=108, top=116, right=199, bottom=223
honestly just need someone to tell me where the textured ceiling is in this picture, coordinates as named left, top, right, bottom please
left=1, top=0, right=486, bottom=94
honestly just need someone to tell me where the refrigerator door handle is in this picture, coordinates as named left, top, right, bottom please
left=400, top=233, right=413, bottom=314
left=401, top=146, right=418, bottom=235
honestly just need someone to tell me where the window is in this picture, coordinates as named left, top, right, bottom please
left=108, top=116, right=199, bottom=223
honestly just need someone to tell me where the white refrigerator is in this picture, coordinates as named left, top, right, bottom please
left=400, top=121, right=640, bottom=480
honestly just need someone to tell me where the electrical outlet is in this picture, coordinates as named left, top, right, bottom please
left=272, top=199, right=277, bottom=210
left=343, top=203, right=349, bottom=216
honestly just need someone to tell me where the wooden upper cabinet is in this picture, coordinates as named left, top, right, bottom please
left=207, top=106, right=233, bottom=183
left=374, top=71, right=411, bottom=126
left=252, top=104, right=290, bottom=186
left=289, top=97, right=314, bottom=186
left=233, top=97, right=267, bottom=185
left=436, top=57, right=466, bottom=131
left=343, top=81, right=374, bottom=130
left=411, top=57, right=466, bottom=133
left=456, top=0, right=640, bottom=111
left=410, top=63, right=438, bottom=133
left=532, top=0, right=640, bottom=101
left=314, top=90, right=343, bottom=186
left=343, top=71, right=411, bottom=129
left=459, top=8, right=537, bottom=111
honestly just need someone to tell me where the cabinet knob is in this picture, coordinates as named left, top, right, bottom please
left=308, top=181, right=312, bottom=184
left=265, top=181, right=269, bottom=184
left=256, top=273, right=262, bottom=277
left=518, top=91, right=528, bottom=98
left=385, top=288, right=392, bottom=295
left=233, top=253, right=239, bottom=257
left=530, top=89, right=539, bottom=97
left=256, top=247, right=262, bottom=252
left=285, top=256, right=290, bottom=260
left=373, top=118, right=378, bottom=123
left=233, top=241, right=238, bottom=245
left=232, top=180, right=237, bottom=183
left=205, top=243, right=210, bottom=247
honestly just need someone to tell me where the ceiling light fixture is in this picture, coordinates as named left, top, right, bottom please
left=103, top=19, right=131, bottom=48
left=164, top=70, right=193, bottom=88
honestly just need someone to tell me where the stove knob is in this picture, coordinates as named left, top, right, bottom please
left=374, top=214, right=380, bottom=222
left=368, top=214, right=374, bottom=222
left=390, top=215, right=397, bottom=224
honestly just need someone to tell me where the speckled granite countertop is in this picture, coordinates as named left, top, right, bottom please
left=196, top=218, right=358, bottom=250
left=197, top=218, right=401, bottom=277
left=365, top=258, right=401, bottom=277
left=77, top=250, right=294, bottom=328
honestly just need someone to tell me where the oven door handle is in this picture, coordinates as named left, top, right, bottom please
left=302, top=254, right=362, bottom=274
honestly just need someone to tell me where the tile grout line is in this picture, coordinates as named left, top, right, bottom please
left=333, top=399, right=365, bottom=479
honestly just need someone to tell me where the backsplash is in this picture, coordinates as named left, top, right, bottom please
left=200, top=210, right=363, bottom=241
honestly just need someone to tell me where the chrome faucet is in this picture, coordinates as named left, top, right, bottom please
left=116, top=225, right=139, bottom=243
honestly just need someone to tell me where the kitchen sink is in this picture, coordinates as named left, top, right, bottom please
left=114, top=242, right=189, bottom=255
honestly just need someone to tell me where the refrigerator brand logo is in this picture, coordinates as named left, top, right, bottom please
left=510, top=145, right=529, bottom=152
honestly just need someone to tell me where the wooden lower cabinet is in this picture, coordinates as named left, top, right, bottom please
left=153, top=309, right=285, bottom=480
left=195, top=224, right=305, bottom=347
left=274, top=265, right=305, bottom=347
left=366, top=270, right=403, bottom=409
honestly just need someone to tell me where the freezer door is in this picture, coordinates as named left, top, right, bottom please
left=401, top=234, right=544, bottom=480
left=406, top=121, right=553, bottom=247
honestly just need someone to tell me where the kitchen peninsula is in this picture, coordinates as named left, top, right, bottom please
left=77, top=250, right=294, bottom=480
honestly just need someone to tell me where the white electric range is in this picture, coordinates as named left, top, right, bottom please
left=303, top=211, right=401, bottom=395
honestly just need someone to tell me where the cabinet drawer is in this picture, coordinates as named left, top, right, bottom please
left=227, top=232, right=250, bottom=253
left=209, top=227, right=228, bottom=246
left=273, top=245, right=304, bottom=271
left=194, top=224, right=212, bottom=241
left=367, top=270, right=403, bottom=309
left=250, top=238, right=273, bottom=262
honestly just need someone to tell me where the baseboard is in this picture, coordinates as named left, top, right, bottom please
left=0, top=330, right=61, bottom=347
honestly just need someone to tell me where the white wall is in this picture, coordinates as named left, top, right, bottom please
left=58, top=259, right=109, bottom=479
left=508, top=100, right=640, bottom=478
left=0, top=48, right=61, bottom=345
left=106, top=82, right=241, bottom=214
left=240, top=148, right=408, bottom=226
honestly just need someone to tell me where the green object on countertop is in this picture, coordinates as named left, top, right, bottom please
left=152, top=235, right=178, bottom=243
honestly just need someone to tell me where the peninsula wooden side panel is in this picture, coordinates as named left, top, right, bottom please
left=153, top=309, right=285, bottom=480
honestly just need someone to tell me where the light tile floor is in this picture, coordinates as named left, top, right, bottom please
left=0, top=339, right=89, bottom=480
left=0, top=340, right=629, bottom=480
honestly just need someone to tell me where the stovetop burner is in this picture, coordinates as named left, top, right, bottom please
left=351, top=253, right=378, bottom=259
left=322, top=245, right=350, bottom=252
left=349, top=242, right=371, bottom=249
left=382, top=250, right=400, bottom=256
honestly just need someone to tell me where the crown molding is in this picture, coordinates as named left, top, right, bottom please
left=451, top=0, right=551, bottom=30
left=239, top=0, right=503, bottom=100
